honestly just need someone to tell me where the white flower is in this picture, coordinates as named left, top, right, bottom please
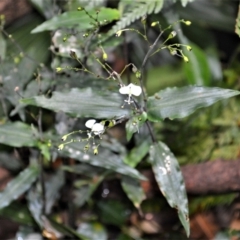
left=119, top=83, right=142, bottom=105
left=85, top=119, right=105, bottom=136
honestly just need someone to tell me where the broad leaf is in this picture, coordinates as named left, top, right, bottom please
left=22, top=88, right=128, bottom=119
left=31, top=8, right=120, bottom=33
left=121, top=176, right=146, bottom=209
left=147, top=86, right=240, bottom=121
left=0, top=165, right=40, bottom=209
left=60, top=143, right=146, bottom=180
left=0, top=122, right=38, bottom=147
left=149, top=141, right=189, bottom=236
left=125, top=112, right=147, bottom=141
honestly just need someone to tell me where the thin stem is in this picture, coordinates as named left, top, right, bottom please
left=40, top=154, right=46, bottom=215
left=138, top=30, right=165, bottom=110
left=123, top=32, right=131, bottom=84
left=145, top=120, right=157, bottom=143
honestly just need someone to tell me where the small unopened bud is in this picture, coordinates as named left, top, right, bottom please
left=183, top=56, right=189, bottom=62
left=56, top=67, right=62, bottom=72
left=136, top=71, right=141, bottom=79
left=141, top=16, right=147, bottom=25
left=151, top=21, right=158, bottom=27
left=63, top=37, right=67, bottom=42
left=103, top=52, right=108, bottom=61
left=184, top=20, right=191, bottom=26
left=77, top=7, right=83, bottom=11
left=116, top=30, right=122, bottom=37
left=169, top=31, right=177, bottom=38
left=70, top=50, right=77, bottom=59
left=186, top=46, right=192, bottom=51
left=170, top=49, right=177, bottom=55
left=132, top=65, right=137, bottom=73
left=61, top=135, right=68, bottom=141
left=93, top=147, right=98, bottom=155
left=58, top=144, right=64, bottom=150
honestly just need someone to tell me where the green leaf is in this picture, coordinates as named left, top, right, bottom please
left=149, top=141, right=189, bottom=236
left=121, top=176, right=146, bottom=209
left=0, top=202, right=35, bottom=226
left=0, top=165, right=40, bottom=209
left=74, top=173, right=106, bottom=207
left=174, top=25, right=211, bottom=86
left=147, top=86, right=240, bottom=121
left=125, top=112, right=147, bottom=141
left=31, top=8, right=120, bottom=33
left=98, top=200, right=129, bottom=227
left=182, top=42, right=211, bottom=86
left=235, top=4, right=240, bottom=37
left=0, top=32, right=6, bottom=60
left=0, top=122, right=38, bottom=147
left=21, top=88, right=128, bottom=119
left=123, top=140, right=150, bottom=168
left=77, top=222, right=107, bottom=240
left=61, top=143, right=146, bottom=180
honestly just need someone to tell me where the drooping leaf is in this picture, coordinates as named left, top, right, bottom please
left=74, top=173, right=107, bottom=207
left=77, top=222, right=107, bottom=240
left=147, top=86, right=240, bottom=121
left=31, top=8, right=120, bottom=33
left=27, top=170, right=65, bottom=226
left=45, top=170, right=65, bottom=214
left=125, top=112, right=147, bottom=141
left=123, top=140, right=150, bottom=168
left=0, top=202, right=35, bottom=226
left=235, top=4, right=240, bottom=37
left=121, top=176, right=146, bottom=209
left=61, top=143, right=146, bottom=180
left=21, top=88, right=128, bottom=119
left=0, top=165, right=40, bottom=209
left=0, top=122, right=38, bottom=147
left=149, top=141, right=189, bottom=236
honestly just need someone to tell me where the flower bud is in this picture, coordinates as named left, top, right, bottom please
left=116, top=30, right=122, bottom=37
left=169, top=31, right=177, bottom=39
left=151, top=21, right=158, bottom=27
left=183, top=56, right=189, bottom=62
left=103, top=52, right=108, bottom=61
left=58, top=144, right=64, bottom=150
left=186, top=46, right=192, bottom=51
left=56, top=67, right=62, bottom=72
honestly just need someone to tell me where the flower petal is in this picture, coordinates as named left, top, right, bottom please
left=119, top=85, right=129, bottom=95
left=131, top=84, right=142, bottom=96
left=85, top=119, right=96, bottom=129
left=92, top=123, right=105, bottom=135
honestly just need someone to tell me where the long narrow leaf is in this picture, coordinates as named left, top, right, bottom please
left=0, top=165, right=40, bottom=209
left=0, top=122, right=38, bottom=147
left=31, top=8, right=120, bottom=33
left=147, top=86, right=240, bottom=121
left=22, top=88, right=128, bottom=119
left=149, top=141, right=189, bottom=236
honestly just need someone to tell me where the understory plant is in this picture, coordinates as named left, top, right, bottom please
left=0, top=1, right=239, bottom=239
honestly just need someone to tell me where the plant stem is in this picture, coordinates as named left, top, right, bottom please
left=40, top=154, right=46, bottom=215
